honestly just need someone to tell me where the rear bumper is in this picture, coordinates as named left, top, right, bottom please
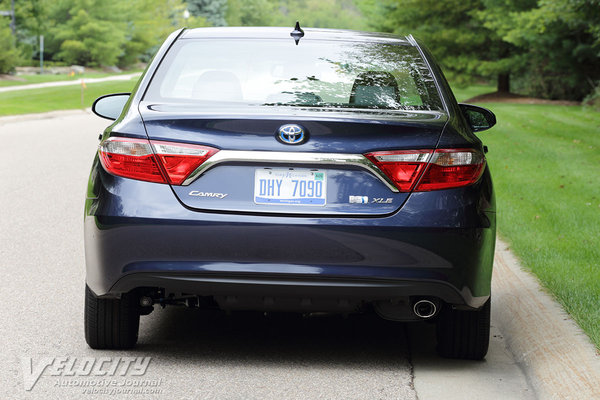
left=84, top=159, right=496, bottom=309
left=109, top=269, right=484, bottom=308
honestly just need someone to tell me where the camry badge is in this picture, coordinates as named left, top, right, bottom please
left=188, top=191, right=228, bottom=199
left=277, top=124, right=306, bottom=145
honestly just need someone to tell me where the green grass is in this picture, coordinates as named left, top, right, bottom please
left=0, top=79, right=138, bottom=116
left=452, top=83, right=496, bottom=102
left=0, top=71, right=140, bottom=87
left=453, top=85, right=600, bottom=348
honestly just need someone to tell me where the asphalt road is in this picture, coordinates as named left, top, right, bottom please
left=0, top=111, right=535, bottom=399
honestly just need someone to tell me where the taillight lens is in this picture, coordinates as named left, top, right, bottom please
left=416, top=149, right=486, bottom=191
left=152, top=141, right=218, bottom=185
left=99, top=137, right=218, bottom=185
left=365, top=150, right=433, bottom=192
left=99, top=138, right=165, bottom=183
left=365, top=149, right=485, bottom=192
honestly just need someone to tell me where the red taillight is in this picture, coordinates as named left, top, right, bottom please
left=365, top=149, right=485, bottom=192
left=99, top=137, right=218, bottom=185
left=151, top=141, right=218, bottom=185
left=99, top=138, right=165, bottom=183
left=365, top=150, right=432, bottom=192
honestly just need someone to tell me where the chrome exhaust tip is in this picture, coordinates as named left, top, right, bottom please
left=413, top=299, right=438, bottom=319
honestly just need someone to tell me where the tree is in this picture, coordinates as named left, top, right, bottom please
left=225, top=0, right=366, bottom=30
left=359, top=0, right=512, bottom=91
left=11, top=0, right=48, bottom=62
left=360, top=0, right=600, bottom=100
left=48, top=0, right=128, bottom=66
left=270, top=0, right=367, bottom=30
left=35, top=0, right=196, bottom=67
left=226, top=0, right=276, bottom=26
left=188, top=0, right=228, bottom=26
left=478, top=0, right=600, bottom=100
left=0, top=17, right=21, bottom=73
left=119, top=0, right=209, bottom=66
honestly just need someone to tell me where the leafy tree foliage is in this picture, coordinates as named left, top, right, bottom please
left=226, top=0, right=277, bottom=27
left=0, top=18, right=21, bottom=73
left=360, top=0, right=600, bottom=100
left=47, top=0, right=127, bottom=66
left=118, top=0, right=208, bottom=65
left=225, top=0, right=366, bottom=30
left=3, top=0, right=597, bottom=101
left=188, top=0, right=228, bottom=27
left=269, top=0, right=367, bottom=30
left=5, top=0, right=200, bottom=68
left=3, top=0, right=365, bottom=71
left=360, top=0, right=507, bottom=89
left=478, top=0, right=600, bottom=99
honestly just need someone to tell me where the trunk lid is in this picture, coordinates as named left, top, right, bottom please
left=139, top=103, right=447, bottom=216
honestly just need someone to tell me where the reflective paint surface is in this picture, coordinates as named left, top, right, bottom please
left=86, top=27, right=496, bottom=314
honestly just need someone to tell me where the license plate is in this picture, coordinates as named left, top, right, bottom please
left=254, top=168, right=326, bottom=206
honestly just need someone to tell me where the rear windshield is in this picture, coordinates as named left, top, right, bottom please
left=144, top=39, right=443, bottom=112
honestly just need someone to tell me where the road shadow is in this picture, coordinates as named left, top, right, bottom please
left=133, top=307, right=413, bottom=368
left=132, top=305, right=512, bottom=371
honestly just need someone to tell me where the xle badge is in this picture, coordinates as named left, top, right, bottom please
left=372, top=198, right=393, bottom=204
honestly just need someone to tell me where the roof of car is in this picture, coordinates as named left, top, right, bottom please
left=181, top=27, right=411, bottom=45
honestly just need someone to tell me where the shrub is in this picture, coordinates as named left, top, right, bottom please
left=0, top=19, right=21, bottom=74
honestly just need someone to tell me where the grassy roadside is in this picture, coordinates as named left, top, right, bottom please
left=0, top=71, right=141, bottom=87
left=453, top=86, right=600, bottom=348
left=0, top=79, right=138, bottom=116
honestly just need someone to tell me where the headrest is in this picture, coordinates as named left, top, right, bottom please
left=349, top=71, right=400, bottom=108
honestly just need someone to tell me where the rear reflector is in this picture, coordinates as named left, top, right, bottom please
left=366, top=149, right=485, bottom=192
left=99, top=137, right=218, bottom=185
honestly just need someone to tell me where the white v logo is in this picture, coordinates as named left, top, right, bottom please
left=21, top=357, right=53, bottom=391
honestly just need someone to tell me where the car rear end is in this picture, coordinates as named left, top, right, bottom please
left=84, top=27, right=495, bottom=358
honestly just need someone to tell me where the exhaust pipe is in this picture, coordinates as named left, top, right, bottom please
left=139, top=296, right=153, bottom=307
left=413, top=299, right=438, bottom=319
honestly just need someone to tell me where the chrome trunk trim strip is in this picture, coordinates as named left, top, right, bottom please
left=182, top=150, right=399, bottom=192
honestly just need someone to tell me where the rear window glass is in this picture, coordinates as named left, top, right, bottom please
left=144, top=39, right=443, bottom=112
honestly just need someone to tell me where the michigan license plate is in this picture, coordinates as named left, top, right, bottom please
left=254, top=168, right=326, bottom=206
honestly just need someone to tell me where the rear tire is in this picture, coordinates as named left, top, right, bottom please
left=435, top=298, right=490, bottom=360
left=85, top=285, right=140, bottom=349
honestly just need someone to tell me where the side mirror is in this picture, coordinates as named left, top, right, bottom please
left=92, top=93, right=131, bottom=120
left=459, top=103, right=496, bottom=132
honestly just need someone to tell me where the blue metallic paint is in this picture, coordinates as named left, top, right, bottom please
left=85, top=27, right=496, bottom=314
left=84, top=156, right=495, bottom=308
left=137, top=107, right=447, bottom=153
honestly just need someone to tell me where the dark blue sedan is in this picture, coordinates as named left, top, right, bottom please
left=85, top=25, right=496, bottom=359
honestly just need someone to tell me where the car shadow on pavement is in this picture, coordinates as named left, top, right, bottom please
left=112, top=306, right=534, bottom=400
left=134, top=306, right=416, bottom=367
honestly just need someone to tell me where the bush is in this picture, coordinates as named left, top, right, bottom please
left=0, top=19, right=21, bottom=74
